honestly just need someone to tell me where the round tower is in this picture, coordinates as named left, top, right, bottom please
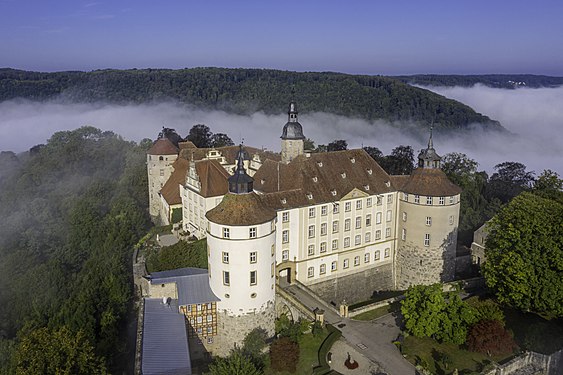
left=395, top=129, right=462, bottom=289
left=281, top=101, right=305, bottom=163
left=206, top=146, right=277, bottom=356
left=146, top=136, right=179, bottom=221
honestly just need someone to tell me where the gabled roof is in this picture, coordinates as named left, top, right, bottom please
left=142, top=298, right=191, bottom=375
left=253, top=149, right=395, bottom=209
left=179, top=145, right=281, bottom=165
left=147, top=138, right=179, bottom=155
left=160, top=158, right=189, bottom=205
left=194, top=159, right=230, bottom=198
left=149, top=268, right=220, bottom=306
left=206, top=192, right=276, bottom=226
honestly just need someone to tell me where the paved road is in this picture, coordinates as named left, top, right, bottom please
left=284, top=283, right=418, bottom=375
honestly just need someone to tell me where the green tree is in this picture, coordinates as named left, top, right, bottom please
left=327, top=139, right=347, bottom=151
left=533, top=169, right=563, bottom=202
left=211, top=133, right=234, bottom=148
left=15, top=326, right=107, bottom=375
left=187, top=124, right=213, bottom=148
left=483, top=192, right=563, bottom=317
left=382, top=145, right=415, bottom=175
left=487, top=161, right=535, bottom=203
left=401, top=284, right=446, bottom=339
left=363, top=146, right=384, bottom=163
left=303, top=138, right=315, bottom=151
left=206, top=349, right=262, bottom=375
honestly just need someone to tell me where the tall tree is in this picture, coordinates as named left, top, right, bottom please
left=383, top=145, right=415, bottom=175
left=187, top=124, right=213, bottom=148
left=363, top=146, right=384, bottom=163
left=210, top=133, right=234, bottom=148
left=327, top=139, right=348, bottom=152
left=483, top=192, right=563, bottom=317
left=206, top=349, right=262, bottom=375
left=487, top=161, right=535, bottom=203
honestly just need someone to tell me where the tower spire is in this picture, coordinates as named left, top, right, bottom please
left=428, top=124, right=434, bottom=150
left=228, top=144, right=254, bottom=194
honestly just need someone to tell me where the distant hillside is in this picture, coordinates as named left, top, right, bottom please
left=393, top=74, right=563, bottom=89
left=0, top=68, right=502, bottom=131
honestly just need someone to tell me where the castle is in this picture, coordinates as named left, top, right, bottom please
left=142, top=101, right=461, bottom=364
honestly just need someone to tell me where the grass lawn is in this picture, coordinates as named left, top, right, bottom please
left=401, top=335, right=510, bottom=375
left=265, top=330, right=330, bottom=375
left=352, top=301, right=400, bottom=321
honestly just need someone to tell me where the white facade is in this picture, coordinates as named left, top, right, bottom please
left=147, top=152, right=177, bottom=219
left=208, top=219, right=276, bottom=315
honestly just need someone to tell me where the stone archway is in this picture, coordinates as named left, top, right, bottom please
left=276, top=262, right=296, bottom=287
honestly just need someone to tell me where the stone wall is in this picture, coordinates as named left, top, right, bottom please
left=213, top=301, right=276, bottom=357
left=483, top=349, right=562, bottom=375
left=396, top=241, right=455, bottom=289
left=275, top=287, right=316, bottom=322
left=306, top=263, right=394, bottom=305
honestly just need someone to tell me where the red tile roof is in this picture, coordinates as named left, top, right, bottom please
left=147, top=138, right=179, bottom=155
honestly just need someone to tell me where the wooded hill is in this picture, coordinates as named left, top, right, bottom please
left=0, top=67, right=502, bottom=131
left=392, top=74, right=563, bottom=89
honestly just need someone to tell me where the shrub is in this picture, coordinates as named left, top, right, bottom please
left=467, top=320, right=518, bottom=356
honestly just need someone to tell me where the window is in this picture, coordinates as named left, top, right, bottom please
left=376, top=212, right=382, bottom=224
left=333, top=204, right=339, bottom=214
left=250, top=251, right=257, bottom=263
left=223, top=227, right=230, bottom=238
left=424, top=234, right=430, bottom=247
left=197, top=327, right=203, bottom=334
left=354, top=256, right=360, bottom=266
left=364, top=253, right=370, bottom=263
left=356, top=200, right=362, bottom=209
left=207, top=314, right=213, bottom=322
left=366, top=214, right=372, bottom=226
left=385, top=248, right=390, bottom=258
left=223, top=271, right=230, bottom=285
left=387, top=195, right=393, bottom=204
left=321, top=205, right=327, bottom=216
left=450, top=196, right=454, bottom=204
left=367, top=197, right=372, bottom=207
left=355, top=234, right=361, bottom=246
left=271, top=244, right=275, bottom=256
left=426, top=196, right=433, bottom=205
left=332, top=220, right=339, bottom=233
left=308, top=244, right=315, bottom=256
left=282, top=211, right=289, bottom=222
left=386, top=210, right=392, bottom=222
left=308, top=267, right=314, bottom=278
left=345, top=202, right=351, bottom=212
left=386, top=227, right=391, bottom=238
left=271, top=263, right=275, bottom=277
left=365, top=232, right=371, bottom=243
left=207, top=303, right=212, bottom=309
left=375, top=250, right=380, bottom=260
left=159, top=169, right=164, bottom=176
left=331, top=261, right=337, bottom=271
left=282, top=250, right=289, bottom=260
left=402, top=212, right=407, bottom=222
left=449, top=215, right=454, bottom=225
left=439, top=197, right=445, bottom=205
left=426, top=216, right=432, bottom=226
left=320, top=223, right=327, bottom=236
left=344, top=219, right=351, bottom=231
left=355, top=217, right=361, bottom=229
left=309, top=207, right=315, bottom=218
left=343, top=259, right=349, bottom=268
left=308, top=225, right=315, bottom=238
left=344, top=237, right=350, bottom=248
left=207, top=335, right=214, bottom=343
left=320, top=242, right=327, bottom=253
left=222, top=252, right=229, bottom=264
left=320, top=264, right=326, bottom=274
left=414, top=195, right=420, bottom=204
left=250, top=271, right=257, bottom=285
left=401, top=228, right=406, bottom=240
left=282, top=230, right=289, bottom=243
left=249, top=227, right=257, bottom=238
left=403, top=193, right=409, bottom=201
left=332, top=239, right=338, bottom=250
left=375, top=230, right=382, bottom=240
left=197, top=316, right=202, bottom=323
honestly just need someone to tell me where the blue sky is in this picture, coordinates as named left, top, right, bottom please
left=1, top=0, right=563, bottom=75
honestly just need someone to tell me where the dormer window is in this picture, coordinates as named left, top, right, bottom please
left=317, top=161, right=323, bottom=167
left=364, top=185, right=370, bottom=191
left=331, top=190, right=337, bottom=196
left=281, top=198, right=287, bottom=204
left=341, top=172, right=346, bottom=179
left=261, top=179, right=265, bottom=185
left=350, top=158, right=356, bottom=163
left=385, top=181, right=391, bottom=188
left=312, top=176, right=318, bottom=182
left=307, top=193, right=313, bottom=200
left=367, top=169, right=372, bottom=175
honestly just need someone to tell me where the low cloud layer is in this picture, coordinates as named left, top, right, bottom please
left=1, top=84, right=562, bottom=176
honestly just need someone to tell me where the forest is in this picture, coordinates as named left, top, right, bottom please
left=392, top=74, right=563, bottom=89
left=0, top=127, right=151, bottom=374
left=0, top=68, right=503, bottom=131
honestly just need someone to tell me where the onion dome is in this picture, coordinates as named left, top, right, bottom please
left=418, top=126, right=441, bottom=169
left=281, top=101, right=305, bottom=140
left=228, top=145, right=254, bottom=194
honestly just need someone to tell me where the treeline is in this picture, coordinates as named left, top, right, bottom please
left=393, top=74, right=563, bottom=89
left=0, top=127, right=150, bottom=374
left=0, top=67, right=501, bottom=131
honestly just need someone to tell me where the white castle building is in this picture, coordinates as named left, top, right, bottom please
left=144, top=101, right=462, bottom=360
